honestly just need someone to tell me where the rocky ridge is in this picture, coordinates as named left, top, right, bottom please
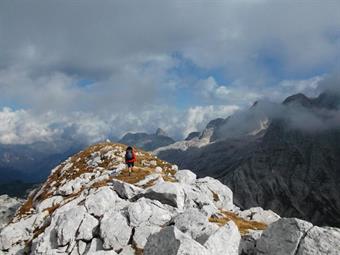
left=0, top=142, right=339, bottom=254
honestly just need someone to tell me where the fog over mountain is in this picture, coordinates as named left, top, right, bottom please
left=155, top=79, right=340, bottom=227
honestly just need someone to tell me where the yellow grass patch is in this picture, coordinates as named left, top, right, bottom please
left=113, top=167, right=154, bottom=185
left=209, top=210, right=267, bottom=235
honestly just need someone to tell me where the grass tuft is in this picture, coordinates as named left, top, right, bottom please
left=209, top=210, right=268, bottom=235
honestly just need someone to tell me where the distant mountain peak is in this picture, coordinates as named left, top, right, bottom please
left=282, top=93, right=313, bottom=108
left=155, top=128, right=167, bottom=137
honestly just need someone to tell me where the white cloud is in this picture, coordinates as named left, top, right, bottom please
left=182, top=105, right=240, bottom=136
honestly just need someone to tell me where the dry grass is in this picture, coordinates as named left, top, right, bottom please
left=209, top=210, right=267, bottom=235
left=113, top=167, right=154, bottom=185
left=90, top=179, right=112, bottom=189
left=16, top=195, right=34, bottom=218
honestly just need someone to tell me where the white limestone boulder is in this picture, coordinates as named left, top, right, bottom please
left=84, top=187, right=120, bottom=217
left=203, top=220, right=241, bottom=255
left=175, top=170, right=196, bottom=184
left=296, top=226, right=340, bottom=255
left=142, top=182, right=185, bottom=210
left=144, top=226, right=208, bottom=255
left=181, top=185, right=219, bottom=217
left=0, top=214, right=36, bottom=250
left=128, top=197, right=172, bottom=227
left=134, top=223, right=162, bottom=249
left=174, top=209, right=218, bottom=244
left=256, top=218, right=313, bottom=255
left=238, top=207, right=280, bottom=225
left=35, top=195, right=64, bottom=213
left=100, top=211, right=132, bottom=250
left=55, top=206, right=87, bottom=246
left=111, top=179, right=144, bottom=199
left=76, top=213, right=98, bottom=241
left=195, top=177, right=233, bottom=210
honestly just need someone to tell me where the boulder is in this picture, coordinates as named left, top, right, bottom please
left=134, top=223, right=162, bottom=249
left=142, top=182, right=185, bottom=210
left=296, top=226, right=340, bottom=255
left=100, top=211, right=132, bottom=250
left=111, top=179, right=144, bottom=199
left=55, top=206, right=87, bottom=246
left=84, top=187, right=119, bottom=217
left=128, top=197, right=172, bottom=227
left=203, top=220, right=241, bottom=255
left=174, top=209, right=218, bottom=244
left=181, top=185, right=219, bottom=217
left=239, top=229, right=263, bottom=255
left=175, top=170, right=196, bottom=184
left=36, top=196, right=64, bottom=212
left=0, top=214, right=36, bottom=250
left=195, top=177, right=233, bottom=210
left=144, top=226, right=208, bottom=255
left=256, top=218, right=313, bottom=255
left=238, top=207, right=280, bottom=225
left=76, top=213, right=98, bottom=241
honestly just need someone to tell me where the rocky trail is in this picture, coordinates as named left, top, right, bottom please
left=0, top=142, right=339, bottom=255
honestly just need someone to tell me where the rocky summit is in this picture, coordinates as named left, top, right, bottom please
left=0, top=142, right=339, bottom=255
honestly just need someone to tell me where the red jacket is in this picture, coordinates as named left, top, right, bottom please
left=125, top=149, right=136, bottom=163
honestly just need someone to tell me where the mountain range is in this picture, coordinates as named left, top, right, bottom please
left=155, top=90, right=340, bottom=227
left=119, top=128, right=175, bottom=151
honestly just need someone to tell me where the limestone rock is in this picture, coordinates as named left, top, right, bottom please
left=239, top=229, right=263, bottom=255
left=175, top=170, right=196, bottom=184
left=55, top=206, right=87, bottom=246
left=144, top=226, right=208, bottom=255
left=134, top=223, right=161, bottom=249
left=100, top=211, right=132, bottom=250
left=296, top=226, right=340, bottom=255
left=76, top=213, right=98, bottom=241
left=195, top=177, right=233, bottom=210
left=256, top=218, right=313, bottom=255
left=84, top=187, right=119, bottom=217
left=142, top=182, right=185, bottom=210
left=111, top=179, right=144, bottom=199
left=238, top=207, right=280, bottom=225
left=174, top=209, right=218, bottom=244
left=128, top=197, right=172, bottom=227
left=204, top=220, right=241, bottom=255
left=0, top=215, right=36, bottom=250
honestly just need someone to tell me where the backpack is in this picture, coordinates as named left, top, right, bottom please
left=125, top=149, right=133, bottom=160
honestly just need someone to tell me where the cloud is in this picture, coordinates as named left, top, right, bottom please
left=0, top=0, right=339, bottom=145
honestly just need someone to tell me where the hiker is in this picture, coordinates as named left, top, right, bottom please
left=125, top=146, right=136, bottom=176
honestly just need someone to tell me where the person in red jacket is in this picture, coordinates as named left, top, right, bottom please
left=125, top=146, right=136, bottom=176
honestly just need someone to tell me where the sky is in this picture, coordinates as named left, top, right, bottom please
left=0, top=0, right=339, bottom=144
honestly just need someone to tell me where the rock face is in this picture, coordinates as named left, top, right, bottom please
left=257, top=218, right=340, bottom=255
left=0, top=195, right=23, bottom=229
left=156, top=91, right=340, bottom=227
left=0, top=142, right=339, bottom=254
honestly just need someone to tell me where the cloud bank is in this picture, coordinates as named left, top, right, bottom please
left=0, top=0, right=339, bottom=144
